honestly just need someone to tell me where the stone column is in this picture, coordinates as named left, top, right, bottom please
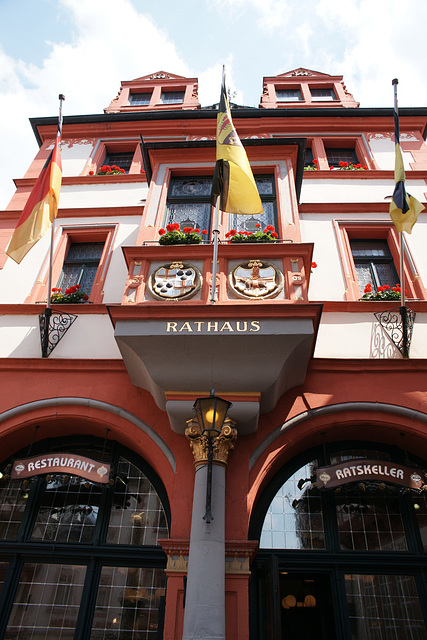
left=182, top=418, right=237, bottom=640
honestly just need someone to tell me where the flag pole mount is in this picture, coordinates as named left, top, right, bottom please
left=373, top=306, right=415, bottom=358
left=39, top=309, right=78, bottom=358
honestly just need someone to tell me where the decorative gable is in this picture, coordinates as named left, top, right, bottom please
left=104, top=71, right=200, bottom=113
left=260, top=68, right=359, bottom=109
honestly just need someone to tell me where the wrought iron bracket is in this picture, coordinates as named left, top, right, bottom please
left=374, top=306, right=416, bottom=358
left=39, top=308, right=77, bottom=358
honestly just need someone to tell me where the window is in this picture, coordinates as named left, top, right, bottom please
left=325, top=147, right=358, bottom=167
left=103, top=151, right=134, bottom=173
left=128, top=92, right=151, bottom=106
left=310, top=87, right=336, bottom=101
left=229, top=175, right=277, bottom=234
left=160, top=91, right=184, bottom=105
left=252, top=443, right=427, bottom=639
left=350, top=240, right=399, bottom=293
left=304, top=147, right=314, bottom=168
left=0, top=437, right=169, bottom=638
left=276, top=89, right=302, bottom=102
left=165, top=176, right=212, bottom=232
left=57, top=242, right=104, bottom=298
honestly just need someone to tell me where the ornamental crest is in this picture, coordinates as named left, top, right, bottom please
left=149, top=262, right=201, bottom=300
left=229, top=260, right=283, bottom=299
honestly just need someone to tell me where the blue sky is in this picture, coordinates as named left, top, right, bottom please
left=0, top=0, right=426, bottom=208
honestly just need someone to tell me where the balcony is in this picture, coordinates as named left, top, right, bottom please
left=108, top=242, right=322, bottom=433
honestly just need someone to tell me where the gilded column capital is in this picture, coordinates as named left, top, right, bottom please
left=185, top=417, right=237, bottom=467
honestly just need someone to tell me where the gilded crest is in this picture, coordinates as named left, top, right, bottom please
left=149, top=262, right=201, bottom=300
left=229, top=260, right=283, bottom=299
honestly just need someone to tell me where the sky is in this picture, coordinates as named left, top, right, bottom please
left=0, top=0, right=426, bottom=208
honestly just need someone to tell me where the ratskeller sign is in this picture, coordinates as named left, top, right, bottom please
left=316, top=459, right=425, bottom=491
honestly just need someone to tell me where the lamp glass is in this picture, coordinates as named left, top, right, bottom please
left=193, top=395, right=231, bottom=438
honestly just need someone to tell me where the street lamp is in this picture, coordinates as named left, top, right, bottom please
left=193, top=390, right=232, bottom=523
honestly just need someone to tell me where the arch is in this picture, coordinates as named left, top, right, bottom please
left=0, top=397, right=176, bottom=472
left=248, top=402, right=427, bottom=522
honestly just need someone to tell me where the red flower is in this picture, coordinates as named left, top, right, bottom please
left=271, top=232, right=278, bottom=238
left=166, top=223, right=180, bottom=232
left=159, top=228, right=166, bottom=235
left=255, top=223, right=261, bottom=228
left=89, top=171, right=94, bottom=176
left=83, top=294, right=89, bottom=301
left=229, top=229, right=237, bottom=236
left=265, top=225, right=275, bottom=231
left=313, top=159, right=318, bottom=164
left=362, top=166, right=368, bottom=170
left=183, top=227, right=193, bottom=233
left=329, top=166, right=335, bottom=170
left=311, top=262, right=317, bottom=269
left=383, top=285, right=390, bottom=290
left=194, top=228, right=200, bottom=233
left=364, top=284, right=372, bottom=293
left=201, top=230, right=208, bottom=235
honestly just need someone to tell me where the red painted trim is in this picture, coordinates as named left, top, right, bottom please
left=302, top=169, right=426, bottom=180
left=13, top=174, right=147, bottom=188
left=0, top=303, right=109, bottom=315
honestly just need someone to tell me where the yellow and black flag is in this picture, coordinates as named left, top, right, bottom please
left=389, top=83, right=424, bottom=233
left=211, top=72, right=263, bottom=214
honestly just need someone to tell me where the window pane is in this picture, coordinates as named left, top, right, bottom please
left=160, top=91, right=184, bottom=104
left=276, top=89, right=302, bottom=102
left=350, top=240, right=390, bottom=258
left=91, top=567, right=166, bottom=640
left=169, top=177, right=212, bottom=197
left=230, top=176, right=276, bottom=233
left=260, top=461, right=325, bottom=550
left=344, top=574, right=427, bottom=640
left=311, top=88, right=336, bottom=100
left=165, top=203, right=211, bottom=232
left=129, top=93, right=151, bottom=106
left=325, top=148, right=357, bottom=166
left=375, top=262, right=399, bottom=286
left=106, top=458, right=169, bottom=546
left=32, top=475, right=102, bottom=543
left=0, top=479, right=32, bottom=540
left=104, top=152, right=134, bottom=173
left=335, top=489, right=407, bottom=551
left=355, top=263, right=374, bottom=292
left=5, top=563, right=86, bottom=640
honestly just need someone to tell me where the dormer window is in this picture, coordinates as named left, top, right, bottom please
left=160, top=91, right=185, bottom=105
left=310, top=87, right=336, bottom=101
left=128, top=92, right=151, bottom=106
left=276, top=89, right=302, bottom=102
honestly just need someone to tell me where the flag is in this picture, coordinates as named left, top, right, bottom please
left=211, top=73, right=263, bottom=214
left=389, top=103, right=424, bottom=234
left=7, top=131, right=62, bottom=263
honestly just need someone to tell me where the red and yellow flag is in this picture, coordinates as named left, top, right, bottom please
left=211, top=74, right=263, bottom=214
left=7, top=132, right=62, bottom=264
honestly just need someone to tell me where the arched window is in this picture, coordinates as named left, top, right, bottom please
left=0, top=436, right=169, bottom=639
left=250, top=442, right=427, bottom=639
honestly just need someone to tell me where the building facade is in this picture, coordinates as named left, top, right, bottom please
left=0, top=68, right=427, bottom=639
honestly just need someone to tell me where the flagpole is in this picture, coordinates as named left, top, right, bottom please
left=392, top=79, right=406, bottom=311
left=210, top=197, right=220, bottom=304
left=46, top=94, right=65, bottom=310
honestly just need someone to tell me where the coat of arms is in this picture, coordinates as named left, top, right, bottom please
left=149, top=262, right=201, bottom=300
left=229, top=260, right=283, bottom=299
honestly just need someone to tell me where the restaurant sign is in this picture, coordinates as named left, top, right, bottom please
left=316, top=459, right=425, bottom=491
left=11, top=453, right=111, bottom=484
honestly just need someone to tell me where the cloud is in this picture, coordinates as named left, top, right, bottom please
left=0, top=0, right=189, bottom=208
